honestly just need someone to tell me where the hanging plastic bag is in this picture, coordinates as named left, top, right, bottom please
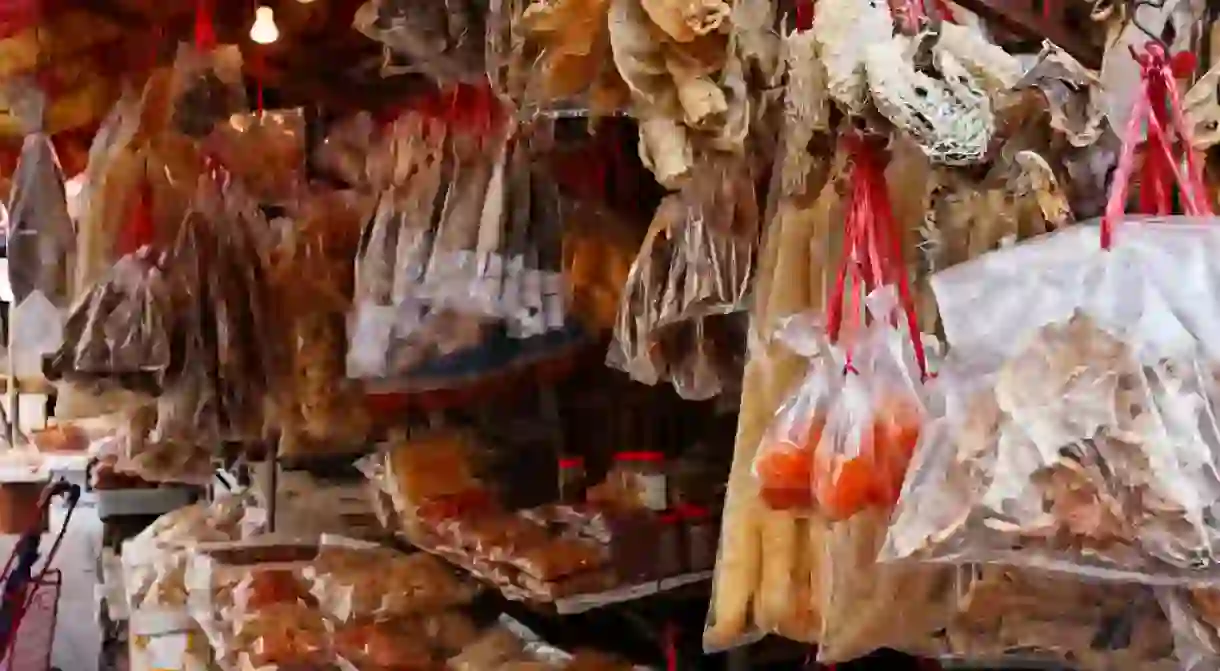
left=312, top=111, right=380, bottom=188
left=4, top=82, right=73, bottom=391
left=881, top=44, right=1220, bottom=586
left=45, top=248, right=174, bottom=393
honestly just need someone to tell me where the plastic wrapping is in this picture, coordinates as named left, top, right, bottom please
left=121, top=493, right=257, bottom=618
left=1161, top=587, right=1220, bottom=671
left=6, top=84, right=75, bottom=310
left=607, top=158, right=758, bottom=399
left=208, top=108, right=306, bottom=204
left=883, top=221, right=1220, bottom=585
left=46, top=248, right=174, bottom=393
left=117, top=402, right=214, bottom=485
left=169, top=43, right=248, bottom=138
left=941, top=567, right=1176, bottom=670
left=302, top=539, right=474, bottom=622
left=352, top=0, right=488, bottom=84
left=185, top=543, right=328, bottom=670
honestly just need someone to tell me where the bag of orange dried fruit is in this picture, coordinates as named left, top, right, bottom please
left=754, top=134, right=935, bottom=521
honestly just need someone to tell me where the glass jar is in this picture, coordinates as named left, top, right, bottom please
left=557, top=456, right=587, bottom=505
left=613, top=451, right=668, bottom=512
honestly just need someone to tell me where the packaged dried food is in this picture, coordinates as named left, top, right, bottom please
left=313, top=112, right=380, bottom=188
left=1161, top=587, right=1220, bottom=671
left=883, top=224, right=1220, bottom=584
left=332, top=618, right=437, bottom=671
left=303, top=539, right=474, bottom=621
left=272, top=191, right=374, bottom=452
left=185, top=541, right=323, bottom=669
left=448, top=627, right=528, bottom=671
left=448, top=514, right=551, bottom=560
left=557, top=457, right=587, bottom=506
left=607, top=157, right=758, bottom=399
left=508, top=537, right=606, bottom=581
left=606, top=451, right=668, bottom=512
left=122, top=493, right=256, bottom=616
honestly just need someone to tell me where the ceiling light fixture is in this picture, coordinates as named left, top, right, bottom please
left=250, top=5, right=279, bottom=44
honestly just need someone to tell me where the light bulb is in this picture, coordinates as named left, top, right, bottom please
left=250, top=6, right=279, bottom=44
left=297, top=0, right=315, bottom=3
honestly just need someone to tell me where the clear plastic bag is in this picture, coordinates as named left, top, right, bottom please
left=302, top=538, right=474, bottom=622
left=1161, top=587, right=1220, bottom=671
left=121, top=493, right=257, bottom=617
left=6, top=83, right=75, bottom=310
left=607, top=157, right=757, bottom=396
left=168, top=43, right=248, bottom=138
left=883, top=221, right=1220, bottom=585
left=207, top=107, right=306, bottom=204
left=46, top=248, right=174, bottom=393
left=942, top=567, right=1176, bottom=670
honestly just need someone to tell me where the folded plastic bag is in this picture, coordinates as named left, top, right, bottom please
left=168, top=43, right=247, bottom=138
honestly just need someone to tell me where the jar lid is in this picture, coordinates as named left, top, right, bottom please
left=558, top=457, right=585, bottom=469
left=615, top=451, right=664, bottom=462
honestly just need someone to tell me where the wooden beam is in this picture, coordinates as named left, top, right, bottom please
left=952, top=0, right=1103, bottom=70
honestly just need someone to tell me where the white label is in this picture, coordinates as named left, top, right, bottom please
left=347, top=305, right=395, bottom=377
left=542, top=272, right=565, bottom=329
left=638, top=472, right=667, bottom=511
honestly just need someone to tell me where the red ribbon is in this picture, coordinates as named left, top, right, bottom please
left=1102, top=42, right=1211, bottom=248
left=194, top=0, right=216, bottom=51
left=795, top=0, right=813, bottom=31
left=827, top=135, right=930, bottom=382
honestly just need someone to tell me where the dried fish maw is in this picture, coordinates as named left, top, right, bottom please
left=610, top=0, right=673, bottom=108
left=1185, top=63, right=1220, bottom=150
left=637, top=112, right=694, bottom=188
left=731, top=0, right=781, bottom=87
left=521, top=0, right=609, bottom=56
left=813, top=0, right=893, bottom=115
left=1010, top=150, right=1072, bottom=229
left=934, top=22, right=1023, bottom=96
left=641, top=0, right=730, bottom=43
left=1015, top=44, right=1107, bottom=148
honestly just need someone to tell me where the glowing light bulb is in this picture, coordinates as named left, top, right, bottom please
left=250, top=6, right=279, bottom=44
left=297, top=0, right=315, bottom=4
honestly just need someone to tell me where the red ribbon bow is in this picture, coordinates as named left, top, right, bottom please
left=1102, top=42, right=1211, bottom=248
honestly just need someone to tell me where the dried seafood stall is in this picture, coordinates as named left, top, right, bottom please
left=3, top=0, right=1220, bottom=670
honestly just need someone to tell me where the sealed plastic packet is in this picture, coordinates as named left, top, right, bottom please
left=301, top=536, right=475, bottom=622
left=881, top=44, right=1220, bottom=585
left=1161, top=587, right=1220, bottom=671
